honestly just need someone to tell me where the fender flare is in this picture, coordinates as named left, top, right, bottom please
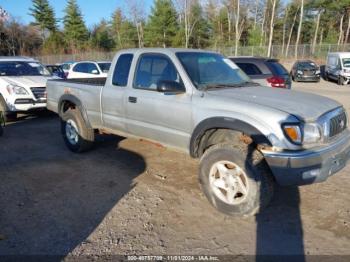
left=189, top=117, right=271, bottom=158
left=58, top=94, right=92, bottom=128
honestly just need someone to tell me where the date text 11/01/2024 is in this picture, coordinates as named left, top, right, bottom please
left=127, top=255, right=219, bottom=261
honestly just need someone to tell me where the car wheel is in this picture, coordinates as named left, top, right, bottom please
left=60, top=109, right=95, bottom=153
left=324, top=72, right=329, bottom=81
left=199, top=143, right=274, bottom=217
left=338, top=76, right=345, bottom=85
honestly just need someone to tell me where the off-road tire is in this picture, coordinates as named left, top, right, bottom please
left=60, top=108, right=94, bottom=153
left=199, top=143, right=274, bottom=217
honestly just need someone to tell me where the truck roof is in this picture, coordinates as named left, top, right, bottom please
left=118, top=48, right=217, bottom=54
left=0, top=56, right=37, bottom=62
left=328, top=52, right=350, bottom=58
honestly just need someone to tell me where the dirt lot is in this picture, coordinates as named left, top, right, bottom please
left=0, top=79, right=350, bottom=259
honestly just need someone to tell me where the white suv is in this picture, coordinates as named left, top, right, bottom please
left=0, top=56, right=53, bottom=121
left=67, top=61, right=111, bottom=79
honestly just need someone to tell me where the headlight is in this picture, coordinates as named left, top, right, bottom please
left=297, top=70, right=303, bottom=75
left=315, top=70, right=321, bottom=74
left=283, top=124, right=302, bottom=144
left=6, top=84, right=29, bottom=95
left=282, top=123, right=322, bottom=145
left=303, top=123, right=322, bottom=144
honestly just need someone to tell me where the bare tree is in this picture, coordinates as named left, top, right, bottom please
left=267, top=0, right=276, bottom=57
left=338, top=13, right=345, bottom=46
left=285, top=6, right=299, bottom=57
left=344, top=13, right=350, bottom=45
left=282, top=6, right=289, bottom=55
left=127, top=0, right=144, bottom=48
left=294, top=0, right=303, bottom=59
left=312, top=10, right=322, bottom=54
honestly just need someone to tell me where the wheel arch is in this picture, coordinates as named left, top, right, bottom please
left=58, top=94, right=92, bottom=128
left=190, top=117, right=272, bottom=158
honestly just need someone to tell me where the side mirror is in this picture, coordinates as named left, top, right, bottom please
left=157, top=80, right=186, bottom=94
left=91, top=69, right=99, bottom=74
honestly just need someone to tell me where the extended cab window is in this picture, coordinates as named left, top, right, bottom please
left=112, top=54, right=133, bottom=86
left=134, top=54, right=181, bottom=90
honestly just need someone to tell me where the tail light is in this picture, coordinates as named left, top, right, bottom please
left=267, top=76, right=286, bottom=88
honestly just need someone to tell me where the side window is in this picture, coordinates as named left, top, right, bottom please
left=236, top=63, right=262, bottom=75
left=112, top=54, right=133, bottom=86
left=86, top=63, right=99, bottom=74
left=73, top=63, right=87, bottom=73
left=134, top=54, right=181, bottom=90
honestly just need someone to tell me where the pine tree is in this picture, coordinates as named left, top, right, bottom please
left=29, top=0, right=57, bottom=35
left=63, top=0, right=88, bottom=52
left=144, top=0, right=179, bottom=47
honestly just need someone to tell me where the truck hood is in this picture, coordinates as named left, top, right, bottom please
left=207, top=86, right=341, bottom=121
left=1, top=76, right=52, bottom=88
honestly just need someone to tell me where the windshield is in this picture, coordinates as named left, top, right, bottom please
left=176, top=52, right=250, bottom=89
left=342, top=58, right=350, bottom=68
left=98, top=62, right=111, bottom=73
left=0, top=61, right=51, bottom=76
left=297, top=61, right=317, bottom=69
left=267, top=61, right=289, bottom=75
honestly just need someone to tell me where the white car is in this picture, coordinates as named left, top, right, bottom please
left=67, top=61, right=111, bottom=79
left=0, top=56, right=53, bottom=121
left=325, top=52, right=350, bottom=85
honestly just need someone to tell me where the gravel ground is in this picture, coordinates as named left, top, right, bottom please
left=0, top=78, right=349, bottom=259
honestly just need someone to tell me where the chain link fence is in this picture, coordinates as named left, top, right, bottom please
left=35, top=44, right=350, bottom=64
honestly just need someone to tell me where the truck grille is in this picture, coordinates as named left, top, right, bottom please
left=30, top=87, right=46, bottom=100
left=329, top=111, right=347, bottom=137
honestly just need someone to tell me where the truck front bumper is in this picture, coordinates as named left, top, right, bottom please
left=262, top=129, right=350, bottom=186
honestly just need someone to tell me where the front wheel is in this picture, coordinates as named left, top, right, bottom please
left=338, top=76, right=346, bottom=85
left=199, top=143, right=274, bottom=217
left=60, top=109, right=95, bottom=153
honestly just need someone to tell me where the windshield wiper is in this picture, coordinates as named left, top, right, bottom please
left=200, top=81, right=260, bottom=91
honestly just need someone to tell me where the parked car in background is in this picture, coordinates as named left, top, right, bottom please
left=60, top=61, right=75, bottom=75
left=46, top=64, right=66, bottom=79
left=67, top=61, right=111, bottom=79
left=290, top=60, right=321, bottom=82
left=229, top=56, right=292, bottom=89
left=325, top=52, right=350, bottom=85
left=0, top=56, right=52, bottom=121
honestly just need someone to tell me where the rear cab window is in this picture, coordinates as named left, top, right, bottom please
left=112, top=54, right=133, bottom=86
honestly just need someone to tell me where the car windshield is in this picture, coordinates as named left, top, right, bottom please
left=0, top=61, right=51, bottom=76
left=342, top=58, right=350, bottom=68
left=98, top=62, right=111, bottom=73
left=176, top=52, right=250, bottom=90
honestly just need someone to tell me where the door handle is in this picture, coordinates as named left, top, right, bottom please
left=128, top=96, right=137, bottom=103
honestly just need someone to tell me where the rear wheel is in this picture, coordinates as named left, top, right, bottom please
left=338, top=76, right=346, bottom=85
left=61, top=109, right=94, bottom=153
left=199, top=143, right=274, bottom=217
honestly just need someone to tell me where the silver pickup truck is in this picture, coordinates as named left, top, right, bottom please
left=47, top=48, right=350, bottom=216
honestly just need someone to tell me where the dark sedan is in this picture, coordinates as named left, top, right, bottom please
left=290, top=60, right=321, bottom=82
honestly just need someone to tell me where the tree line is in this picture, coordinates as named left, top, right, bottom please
left=0, top=0, right=349, bottom=57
